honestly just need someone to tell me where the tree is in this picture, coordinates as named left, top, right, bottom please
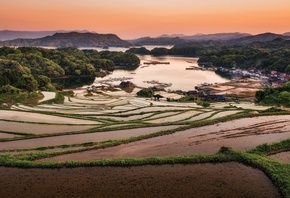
left=17, top=74, right=38, bottom=92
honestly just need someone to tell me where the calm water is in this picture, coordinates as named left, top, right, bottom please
left=80, top=46, right=229, bottom=91
left=94, top=54, right=229, bottom=91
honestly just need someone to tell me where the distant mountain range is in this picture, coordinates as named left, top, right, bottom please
left=0, top=30, right=95, bottom=41
left=127, top=36, right=187, bottom=46
left=228, top=32, right=290, bottom=44
left=1, top=30, right=290, bottom=48
left=0, top=32, right=131, bottom=48
left=156, top=33, right=252, bottom=40
left=181, top=32, right=252, bottom=41
left=130, top=32, right=290, bottom=46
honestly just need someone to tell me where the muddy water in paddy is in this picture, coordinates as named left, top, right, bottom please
left=0, top=121, right=95, bottom=135
left=0, top=132, right=21, bottom=139
left=269, top=151, right=290, bottom=163
left=0, top=125, right=183, bottom=150
left=0, top=163, right=281, bottom=198
left=44, top=115, right=290, bottom=161
left=0, top=110, right=99, bottom=124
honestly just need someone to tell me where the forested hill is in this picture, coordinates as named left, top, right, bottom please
left=0, top=32, right=131, bottom=48
left=0, top=47, right=140, bottom=92
left=127, top=36, right=290, bottom=73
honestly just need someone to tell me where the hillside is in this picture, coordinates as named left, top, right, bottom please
left=129, top=33, right=251, bottom=46
left=0, top=30, right=57, bottom=41
left=182, top=32, right=252, bottom=41
left=0, top=30, right=95, bottom=41
left=0, top=32, right=131, bottom=48
left=228, top=33, right=290, bottom=44
left=129, top=36, right=187, bottom=46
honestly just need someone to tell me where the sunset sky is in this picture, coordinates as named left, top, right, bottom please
left=1, top=0, right=290, bottom=39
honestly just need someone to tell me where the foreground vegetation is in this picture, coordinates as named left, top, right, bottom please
left=0, top=141, right=289, bottom=197
left=0, top=104, right=289, bottom=196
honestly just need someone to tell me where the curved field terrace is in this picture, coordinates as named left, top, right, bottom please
left=0, top=163, right=282, bottom=198
left=0, top=89, right=289, bottom=197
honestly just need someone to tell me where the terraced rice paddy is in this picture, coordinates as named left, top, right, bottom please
left=0, top=125, right=183, bottom=151
left=0, top=163, right=282, bottom=198
left=0, top=132, right=21, bottom=139
left=145, top=111, right=201, bottom=123
left=41, top=115, right=290, bottom=161
left=0, top=110, right=99, bottom=124
left=0, top=121, right=96, bottom=135
left=1, top=90, right=289, bottom=156
left=208, top=110, right=242, bottom=120
left=0, top=89, right=289, bottom=197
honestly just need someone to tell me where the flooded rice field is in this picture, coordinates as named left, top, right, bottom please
left=0, top=110, right=99, bottom=124
left=269, top=151, right=290, bottom=163
left=208, top=110, right=242, bottom=120
left=43, top=115, right=290, bottom=161
left=186, top=111, right=216, bottom=121
left=0, top=121, right=96, bottom=135
left=145, top=111, right=200, bottom=123
left=0, top=132, right=21, bottom=139
left=0, top=163, right=282, bottom=198
left=0, top=125, right=183, bottom=150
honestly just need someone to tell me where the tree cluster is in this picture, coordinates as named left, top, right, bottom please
left=126, top=46, right=204, bottom=57
left=256, top=82, right=290, bottom=107
left=127, top=39, right=290, bottom=74
left=0, top=46, right=140, bottom=92
left=198, top=48, right=290, bottom=73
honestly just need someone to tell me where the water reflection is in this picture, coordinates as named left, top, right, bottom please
left=95, top=55, right=229, bottom=91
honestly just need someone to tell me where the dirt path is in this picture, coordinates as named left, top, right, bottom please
left=0, top=163, right=282, bottom=198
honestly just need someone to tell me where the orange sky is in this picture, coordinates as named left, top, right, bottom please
left=1, top=0, right=290, bottom=39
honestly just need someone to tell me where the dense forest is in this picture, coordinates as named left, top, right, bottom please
left=0, top=47, right=140, bottom=93
left=127, top=38, right=290, bottom=74
left=256, top=82, right=290, bottom=107
left=197, top=47, right=290, bottom=73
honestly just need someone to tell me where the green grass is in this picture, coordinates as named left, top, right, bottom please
left=250, top=139, right=290, bottom=155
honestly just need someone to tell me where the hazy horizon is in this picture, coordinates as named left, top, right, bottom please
left=1, top=29, right=289, bottom=41
left=1, top=0, right=290, bottom=39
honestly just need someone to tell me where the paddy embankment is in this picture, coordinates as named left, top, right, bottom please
left=0, top=89, right=289, bottom=198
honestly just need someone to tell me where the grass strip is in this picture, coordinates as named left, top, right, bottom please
left=249, top=139, right=290, bottom=155
left=0, top=147, right=289, bottom=197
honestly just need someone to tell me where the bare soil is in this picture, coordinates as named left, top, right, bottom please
left=0, top=163, right=282, bottom=198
